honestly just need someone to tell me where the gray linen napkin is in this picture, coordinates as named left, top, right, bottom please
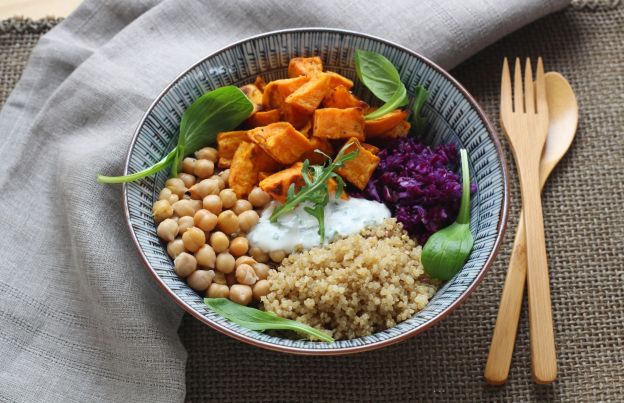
left=0, top=0, right=569, bottom=401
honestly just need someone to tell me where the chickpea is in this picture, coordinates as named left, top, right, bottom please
left=253, top=280, right=271, bottom=299
left=167, top=238, right=185, bottom=258
left=159, top=187, right=173, bottom=201
left=195, top=244, right=216, bottom=268
left=232, top=199, right=252, bottom=215
left=202, top=194, right=222, bottom=215
left=195, top=147, right=218, bottom=162
left=229, top=236, right=249, bottom=257
left=178, top=173, right=196, bottom=188
left=253, top=262, right=270, bottom=280
left=248, top=187, right=271, bottom=208
left=238, top=210, right=259, bottom=232
left=213, top=271, right=227, bottom=285
left=187, top=270, right=215, bottom=291
left=165, top=178, right=187, bottom=198
left=225, top=272, right=237, bottom=287
left=269, top=250, right=286, bottom=263
left=194, top=159, right=214, bottom=179
left=152, top=200, right=173, bottom=222
left=174, top=252, right=197, bottom=278
left=235, top=264, right=258, bottom=285
left=235, top=256, right=256, bottom=267
left=207, top=283, right=229, bottom=298
left=219, top=188, right=237, bottom=209
left=194, top=209, right=217, bottom=232
left=156, top=218, right=178, bottom=241
left=182, top=157, right=196, bottom=174
left=217, top=210, right=239, bottom=234
left=214, top=175, right=225, bottom=191
left=177, top=216, right=194, bottom=234
left=229, top=284, right=253, bottom=305
left=218, top=169, right=230, bottom=187
left=182, top=227, right=205, bottom=252
left=250, top=246, right=269, bottom=263
left=167, top=194, right=179, bottom=205
left=172, top=199, right=200, bottom=217
left=210, top=231, right=229, bottom=253
left=189, top=178, right=220, bottom=199
left=215, top=252, right=235, bottom=274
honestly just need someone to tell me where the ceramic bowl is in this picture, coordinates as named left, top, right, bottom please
left=124, top=28, right=509, bottom=355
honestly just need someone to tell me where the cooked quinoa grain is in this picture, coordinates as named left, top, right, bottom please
left=262, top=219, right=439, bottom=340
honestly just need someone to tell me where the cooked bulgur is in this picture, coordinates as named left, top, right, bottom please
left=261, top=218, right=439, bottom=339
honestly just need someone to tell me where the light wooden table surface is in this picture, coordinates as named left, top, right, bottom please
left=0, top=0, right=82, bottom=20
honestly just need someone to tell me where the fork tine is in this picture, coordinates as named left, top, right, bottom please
left=513, top=58, right=524, bottom=113
left=501, top=58, right=512, bottom=117
left=524, top=58, right=535, bottom=114
left=535, top=57, right=548, bottom=115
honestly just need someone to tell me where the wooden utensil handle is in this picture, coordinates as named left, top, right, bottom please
left=519, top=167, right=557, bottom=384
left=484, top=212, right=527, bottom=384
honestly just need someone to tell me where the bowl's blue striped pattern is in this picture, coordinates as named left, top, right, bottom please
left=124, top=29, right=506, bottom=352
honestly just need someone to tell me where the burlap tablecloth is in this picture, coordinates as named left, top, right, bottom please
left=1, top=2, right=622, bottom=401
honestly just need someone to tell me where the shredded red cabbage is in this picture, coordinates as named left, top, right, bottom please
left=356, top=137, right=476, bottom=244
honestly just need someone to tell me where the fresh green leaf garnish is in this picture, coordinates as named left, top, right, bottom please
left=204, top=298, right=334, bottom=342
left=410, top=85, right=429, bottom=136
left=354, top=49, right=408, bottom=120
left=98, top=86, right=253, bottom=183
left=421, top=149, right=474, bottom=280
left=270, top=143, right=359, bottom=243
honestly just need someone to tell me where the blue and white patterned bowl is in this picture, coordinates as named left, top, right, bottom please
left=123, top=28, right=509, bottom=355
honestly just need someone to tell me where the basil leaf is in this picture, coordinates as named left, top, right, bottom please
left=355, top=49, right=407, bottom=105
left=422, top=149, right=474, bottom=280
left=364, top=84, right=407, bottom=120
left=98, top=85, right=253, bottom=184
left=204, top=298, right=334, bottom=342
left=172, top=85, right=253, bottom=175
left=410, top=85, right=429, bottom=136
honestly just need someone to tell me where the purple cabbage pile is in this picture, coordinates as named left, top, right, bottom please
left=357, top=137, right=475, bottom=244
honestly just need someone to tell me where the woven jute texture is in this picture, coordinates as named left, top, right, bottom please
left=1, top=3, right=622, bottom=402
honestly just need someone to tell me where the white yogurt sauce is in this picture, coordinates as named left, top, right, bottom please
left=247, top=198, right=391, bottom=253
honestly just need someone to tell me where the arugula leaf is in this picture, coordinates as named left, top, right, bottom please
left=270, top=144, right=359, bottom=242
left=410, top=85, right=429, bottom=136
left=98, top=85, right=253, bottom=183
left=204, top=298, right=334, bottom=342
left=355, top=49, right=408, bottom=121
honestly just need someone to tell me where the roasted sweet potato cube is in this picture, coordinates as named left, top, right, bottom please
left=247, top=122, right=313, bottom=165
left=255, top=146, right=282, bottom=173
left=288, top=57, right=323, bottom=78
left=299, top=120, right=312, bottom=138
left=300, top=136, right=334, bottom=165
left=380, top=120, right=411, bottom=138
left=229, top=141, right=259, bottom=198
left=262, top=76, right=309, bottom=109
left=258, top=171, right=272, bottom=182
left=240, top=84, right=263, bottom=106
left=218, top=157, right=232, bottom=169
left=217, top=131, right=249, bottom=159
left=259, top=163, right=305, bottom=202
left=325, top=71, right=354, bottom=90
left=285, top=73, right=331, bottom=114
left=336, top=138, right=380, bottom=190
left=279, top=103, right=312, bottom=130
left=245, top=109, right=281, bottom=128
left=361, top=143, right=380, bottom=155
left=322, top=85, right=368, bottom=109
left=313, top=107, right=365, bottom=141
left=364, top=109, right=409, bottom=137
left=254, top=76, right=267, bottom=92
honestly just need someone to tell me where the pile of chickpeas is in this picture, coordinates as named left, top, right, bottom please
left=152, top=146, right=285, bottom=306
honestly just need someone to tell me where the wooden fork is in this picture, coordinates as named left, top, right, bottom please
left=497, top=58, right=557, bottom=384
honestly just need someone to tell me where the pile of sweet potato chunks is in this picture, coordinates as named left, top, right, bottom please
left=216, top=56, right=412, bottom=202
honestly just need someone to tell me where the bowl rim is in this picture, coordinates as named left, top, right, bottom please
left=122, top=27, right=509, bottom=355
